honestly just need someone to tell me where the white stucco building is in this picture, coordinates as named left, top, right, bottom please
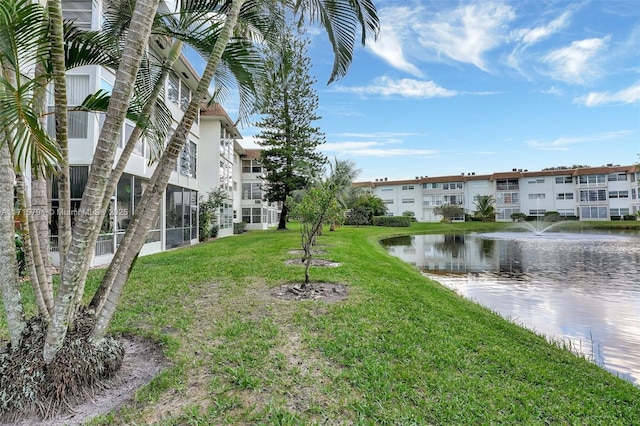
left=48, top=0, right=280, bottom=266
left=354, top=165, right=639, bottom=222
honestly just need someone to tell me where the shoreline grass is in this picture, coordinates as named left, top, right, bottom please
left=4, top=221, right=640, bottom=424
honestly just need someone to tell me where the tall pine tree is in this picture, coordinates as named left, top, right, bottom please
left=255, top=28, right=327, bottom=230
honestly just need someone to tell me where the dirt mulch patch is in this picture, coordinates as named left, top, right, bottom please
left=284, top=258, right=341, bottom=268
left=271, top=282, right=348, bottom=302
left=10, top=335, right=169, bottom=426
left=287, top=249, right=328, bottom=255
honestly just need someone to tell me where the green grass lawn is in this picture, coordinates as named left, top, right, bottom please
left=5, top=221, right=640, bottom=424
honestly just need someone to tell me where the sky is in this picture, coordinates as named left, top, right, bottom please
left=225, top=0, right=640, bottom=182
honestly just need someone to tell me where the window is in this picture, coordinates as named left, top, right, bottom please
left=242, top=207, right=263, bottom=224
left=633, top=189, right=637, bottom=200
left=180, top=80, right=190, bottom=111
left=179, top=141, right=197, bottom=177
left=579, top=189, right=606, bottom=202
left=402, top=185, right=414, bottom=190
left=444, top=195, right=463, bottom=205
left=558, top=209, right=574, bottom=217
left=528, top=194, right=545, bottom=199
left=242, top=159, right=262, bottom=173
left=168, top=73, right=179, bottom=105
left=528, top=178, right=545, bottom=184
left=496, top=179, right=519, bottom=190
left=253, top=208, right=263, bottom=224
left=609, top=191, right=628, bottom=199
left=496, top=192, right=519, bottom=204
left=555, top=176, right=572, bottom=184
left=580, top=206, right=607, bottom=219
left=608, top=173, right=627, bottom=182
left=422, top=183, right=440, bottom=189
left=242, top=183, right=261, bottom=200
left=380, top=187, right=393, bottom=192
left=218, top=202, right=232, bottom=229
left=423, top=195, right=442, bottom=206
left=48, top=75, right=90, bottom=139
left=165, top=185, right=197, bottom=248
left=383, top=199, right=394, bottom=204
left=402, top=199, right=415, bottom=204
left=529, top=209, right=546, bottom=216
left=443, top=182, right=463, bottom=190
left=63, top=0, right=92, bottom=29
left=578, top=174, right=606, bottom=185
left=610, top=208, right=630, bottom=217
left=497, top=208, right=520, bottom=220
left=556, top=193, right=574, bottom=200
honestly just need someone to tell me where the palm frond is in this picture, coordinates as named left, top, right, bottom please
left=0, top=77, right=61, bottom=173
left=0, top=0, right=49, bottom=73
left=64, top=25, right=121, bottom=71
left=292, top=0, right=379, bottom=83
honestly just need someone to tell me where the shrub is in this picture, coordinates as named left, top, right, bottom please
left=623, top=215, right=637, bottom=221
left=372, top=216, right=411, bottom=227
left=543, top=211, right=561, bottom=222
left=345, top=206, right=371, bottom=226
left=510, top=212, right=527, bottom=222
left=233, top=222, right=247, bottom=234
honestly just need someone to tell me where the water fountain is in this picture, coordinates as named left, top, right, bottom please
left=515, top=220, right=564, bottom=235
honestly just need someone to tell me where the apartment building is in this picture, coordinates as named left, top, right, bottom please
left=240, top=150, right=281, bottom=231
left=46, top=0, right=281, bottom=266
left=355, top=165, right=639, bottom=222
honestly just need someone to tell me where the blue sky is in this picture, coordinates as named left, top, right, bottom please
left=233, top=0, right=640, bottom=181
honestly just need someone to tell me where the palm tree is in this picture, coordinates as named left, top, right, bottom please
left=43, top=0, right=162, bottom=362
left=326, top=158, right=360, bottom=230
left=474, top=195, right=496, bottom=222
left=2, top=0, right=379, bottom=363
left=0, top=0, right=60, bottom=346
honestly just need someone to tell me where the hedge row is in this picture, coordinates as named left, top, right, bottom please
left=372, top=216, right=411, bottom=227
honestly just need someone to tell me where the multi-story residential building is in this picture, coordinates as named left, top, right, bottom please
left=199, top=104, right=245, bottom=238
left=47, top=0, right=280, bottom=266
left=354, top=165, right=639, bottom=222
left=240, top=149, right=281, bottom=231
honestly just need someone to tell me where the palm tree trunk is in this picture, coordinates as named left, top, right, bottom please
left=0, top=135, right=26, bottom=347
left=43, top=0, right=161, bottom=364
left=15, top=174, right=51, bottom=319
left=47, top=0, right=71, bottom=271
left=91, top=0, right=245, bottom=341
left=88, top=40, right=183, bottom=313
left=31, top=175, right=54, bottom=311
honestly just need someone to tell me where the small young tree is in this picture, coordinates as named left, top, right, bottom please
left=287, top=186, right=339, bottom=286
left=434, top=204, right=465, bottom=222
left=198, top=188, right=227, bottom=240
left=255, top=27, right=327, bottom=230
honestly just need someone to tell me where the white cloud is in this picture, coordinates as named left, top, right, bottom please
left=321, top=136, right=438, bottom=158
left=574, top=83, right=640, bottom=106
left=415, top=2, right=515, bottom=72
left=526, top=131, right=631, bottom=151
left=514, top=11, right=572, bottom=46
left=335, top=76, right=457, bottom=98
left=368, top=7, right=422, bottom=76
left=542, top=37, right=610, bottom=85
left=507, top=10, right=573, bottom=74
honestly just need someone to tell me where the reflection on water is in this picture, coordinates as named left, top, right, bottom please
left=382, top=231, right=640, bottom=385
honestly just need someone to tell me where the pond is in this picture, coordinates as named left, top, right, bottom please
left=381, top=230, right=640, bottom=385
